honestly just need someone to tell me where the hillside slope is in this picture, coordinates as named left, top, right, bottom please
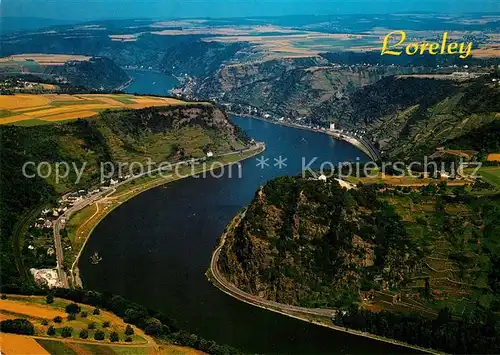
left=305, top=74, right=500, bottom=160
left=364, top=76, right=500, bottom=160
left=218, top=175, right=500, bottom=354
left=0, top=103, right=248, bottom=286
left=195, top=58, right=422, bottom=117
left=0, top=292, right=233, bottom=354
left=44, top=57, right=130, bottom=90
left=219, top=176, right=420, bottom=308
left=0, top=56, right=129, bottom=91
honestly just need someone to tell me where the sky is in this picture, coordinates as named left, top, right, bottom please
left=1, top=0, right=499, bottom=21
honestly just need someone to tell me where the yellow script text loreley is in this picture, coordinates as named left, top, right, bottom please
left=381, top=31, right=473, bottom=59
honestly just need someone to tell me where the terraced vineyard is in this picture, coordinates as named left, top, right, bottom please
left=0, top=94, right=190, bottom=125
left=380, top=190, right=498, bottom=317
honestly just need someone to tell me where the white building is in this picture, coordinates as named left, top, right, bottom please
left=30, top=268, right=61, bottom=288
left=329, top=123, right=335, bottom=131
left=206, top=151, right=214, bottom=158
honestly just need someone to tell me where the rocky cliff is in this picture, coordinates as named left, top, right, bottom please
left=218, top=176, right=420, bottom=308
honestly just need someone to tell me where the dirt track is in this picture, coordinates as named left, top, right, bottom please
left=0, top=299, right=65, bottom=319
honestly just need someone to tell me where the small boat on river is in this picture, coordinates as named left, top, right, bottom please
left=91, top=252, right=102, bottom=265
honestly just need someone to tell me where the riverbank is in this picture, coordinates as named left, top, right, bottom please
left=207, top=211, right=440, bottom=355
left=69, top=143, right=265, bottom=288
left=229, top=112, right=378, bottom=161
left=114, top=76, right=133, bottom=91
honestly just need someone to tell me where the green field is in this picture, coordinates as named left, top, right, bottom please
left=477, top=167, right=500, bottom=188
left=465, top=166, right=500, bottom=188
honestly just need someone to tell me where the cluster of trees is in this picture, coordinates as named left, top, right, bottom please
left=334, top=306, right=500, bottom=353
left=43, top=301, right=125, bottom=340
left=45, top=324, right=124, bottom=342
left=0, top=318, right=35, bottom=335
left=1, top=285, right=240, bottom=355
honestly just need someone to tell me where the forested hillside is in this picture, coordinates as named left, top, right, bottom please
left=196, top=57, right=429, bottom=118
left=306, top=73, right=500, bottom=160
left=219, top=176, right=421, bottom=308
left=365, top=75, right=500, bottom=160
left=310, top=75, right=458, bottom=128
left=0, top=103, right=247, bottom=286
left=45, top=57, right=129, bottom=90
left=161, top=40, right=248, bottom=78
left=1, top=28, right=248, bottom=77
left=220, top=175, right=500, bottom=353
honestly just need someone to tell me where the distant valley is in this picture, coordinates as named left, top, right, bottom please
left=1, top=12, right=500, bottom=355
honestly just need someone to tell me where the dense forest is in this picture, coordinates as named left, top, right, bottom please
left=335, top=306, right=500, bottom=353
left=448, top=119, right=500, bottom=154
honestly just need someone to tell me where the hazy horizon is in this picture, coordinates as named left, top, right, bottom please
left=1, top=0, right=499, bottom=22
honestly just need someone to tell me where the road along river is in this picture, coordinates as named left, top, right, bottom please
left=79, top=113, right=419, bottom=354
left=78, top=65, right=415, bottom=355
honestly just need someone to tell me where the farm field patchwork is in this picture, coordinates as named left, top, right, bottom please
left=0, top=94, right=189, bottom=125
left=0, top=296, right=204, bottom=355
left=0, top=333, right=50, bottom=355
left=487, top=153, right=500, bottom=162
left=0, top=54, right=92, bottom=66
left=0, top=299, right=66, bottom=319
left=345, top=170, right=471, bottom=187
left=0, top=335, right=203, bottom=355
left=1, top=296, right=147, bottom=344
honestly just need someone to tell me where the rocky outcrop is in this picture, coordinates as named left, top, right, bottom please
left=218, top=176, right=419, bottom=308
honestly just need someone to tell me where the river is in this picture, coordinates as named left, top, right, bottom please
left=124, top=69, right=178, bottom=96
left=80, top=70, right=414, bottom=354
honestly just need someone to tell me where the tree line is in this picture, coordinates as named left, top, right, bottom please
left=0, top=284, right=240, bottom=355
left=334, top=305, right=500, bottom=354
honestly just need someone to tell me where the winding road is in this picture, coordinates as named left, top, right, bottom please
left=208, top=212, right=438, bottom=354
left=53, top=143, right=265, bottom=288
left=209, top=210, right=336, bottom=319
